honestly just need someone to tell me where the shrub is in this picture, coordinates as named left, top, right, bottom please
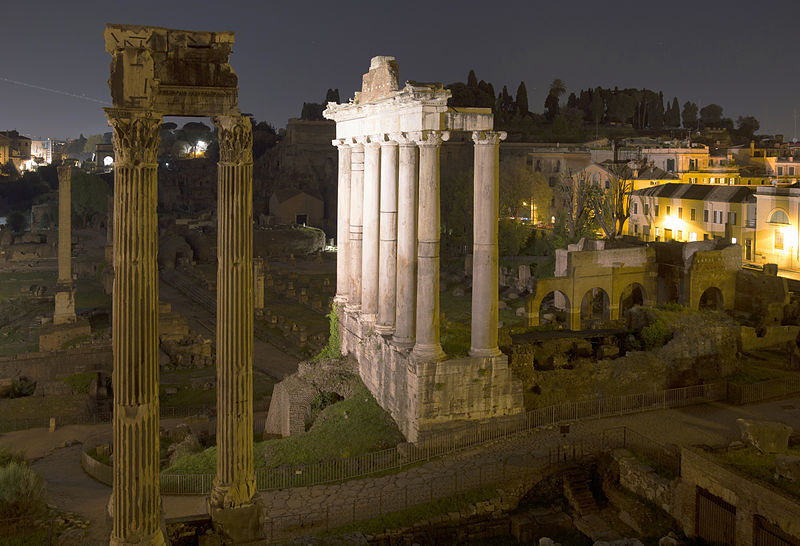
left=61, top=372, right=95, bottom=394
left=10, top=377, right=35, bottom=398
left=641, top=318, right=672, bottom=350
left=314, top=303, right=341, bottom=361
left=0, top=462, right=47, bottom=520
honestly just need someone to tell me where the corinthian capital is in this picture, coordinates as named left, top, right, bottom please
left=471, top=130, right=507, bottom=146
left=417, top=130, right=450, bottom=148
left=105, top=108, right=162, bottom=166
left=215, top=115, right=253, bottom=164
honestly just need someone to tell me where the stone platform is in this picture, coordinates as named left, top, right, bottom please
left=38, top=318, right=92, bottom=352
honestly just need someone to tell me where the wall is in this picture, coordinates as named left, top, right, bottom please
left=0, top=346, right=111, bottom=382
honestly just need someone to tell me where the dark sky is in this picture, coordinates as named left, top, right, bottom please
left=3, top=0, right=799, bottom=140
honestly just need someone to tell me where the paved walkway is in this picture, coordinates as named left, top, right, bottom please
left=3, top=396, right=799, bottom=541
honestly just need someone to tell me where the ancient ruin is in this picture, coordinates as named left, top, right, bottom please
left=324, top=57, right=523, bottom=442
left=103, top=24, right=258, bottom=544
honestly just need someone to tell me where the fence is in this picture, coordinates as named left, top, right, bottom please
left=80, top=382, right=716, bottom=494
left=726, top=376, right=800, bottom=405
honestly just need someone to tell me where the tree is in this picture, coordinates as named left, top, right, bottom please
left=589, top=171, right=633, bottom=238
left=700, top=104, right=723, bottom=128
left=71, top=171, right=109, bottom=228
left=65, top=134, right=86, bottom=157
left=590, top=88, right=604, bottom=126
left=515, top=81, right=529, bottom=116
left=499, top=162, right=531, bottom=217
left=557, top=169, right=597, bottom=239
left=549, top=79, right=566, bottom=100
left=665, top=97, right=681, bottom=127
left=544, top=79, right=566, bottom=122
left=82, top=133, right=108, bottom=154
left=736, top=116, right=760, bottom=140
left=440, top=168, right=473, bottom=253
left=325, top=88, right=340, bottom=103
left=682, top=101, right=698, bottom=130
left=7, top=211, right=27, bottom=233
left=37, top=165, right=58, bottom=190
left=467, top=69, right=478, bottom=88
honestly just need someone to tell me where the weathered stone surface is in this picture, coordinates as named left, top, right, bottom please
left=737, top=418, right=793, bottom=453
left=774, top=454, right=800, bottom=481
left=356, top=56, right=399, bottom=104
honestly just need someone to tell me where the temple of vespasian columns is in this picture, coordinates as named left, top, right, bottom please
left=324, top=57, right=523, bottom=443
left=104, top=24, right=260, bottom=544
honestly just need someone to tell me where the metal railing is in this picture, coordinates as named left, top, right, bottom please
left=727, top=375, right=800, bottom=405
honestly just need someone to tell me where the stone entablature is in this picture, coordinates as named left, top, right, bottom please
left=325, top=57, right=522, bottom=442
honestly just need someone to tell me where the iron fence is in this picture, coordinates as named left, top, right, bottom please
left=726, top=376, right=800, bottom=405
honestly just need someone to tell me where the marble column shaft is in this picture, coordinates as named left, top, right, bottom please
left=211, top=114, right=256, bottom=509
left=106, top=109, right=165, bottom=546
left=376, top=137, right=398, bottom=333
left=470, top=131, right=506, bottom=357
left=412, top=130, right=448, bottom=362
left=347, top=144, right=364, bottom=312
left=57, top=166, right=72, bottom=284
left=361, top=140, right=381, bottom=322
left=393, top=137, right=418, bottom=347
left=334, top=141, right=351, bottom=304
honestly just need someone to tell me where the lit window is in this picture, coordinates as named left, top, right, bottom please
left=691, top=208, right=696, bottom=221
left=644, top=204, right=650, bottom=215
left=655, top=205, right=660, bottom=216
left=666, top=205, right=671, bottom=216
left=791, top=167, right=795, bottom=175
left=710, top=177, right=715, bottom=184
left=678, top=207, right=683, bottom=219
left=689, top=232, right=698, bottom=241
left=778, top=166, right=784, bottom=175
left=633, top=202, right=638, bottom=214
left=728, top=211, right=737, bottom=226
left=677, top=230, right=683, bottom=240
left=769, top=210, right=790, bottom=224
left=704, top=209, right=709, bottom=222
left=731, top=237, right=737, bottom=244
left=775, top=229, right=784, bottom=250
left=655, top=227, right=660, bottom=236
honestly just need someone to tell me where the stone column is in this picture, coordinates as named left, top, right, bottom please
left=210, top=114, right=259, bottom=523
left=412, top=130, right=448, bottom=362
left=347, top=142, right=364, bottom=312
left=392, top=134, right=418, bottom=347
left=376, top=135, right=398, bottom=334
left=361, top=138, right=381, bottom=323
left=470, top=131, right=506, bottom=357
left=53, top=165, right=76, bottom=325
left=334, top=140, right=351, bottom=304
left=105, top=108, right=165, bottom=546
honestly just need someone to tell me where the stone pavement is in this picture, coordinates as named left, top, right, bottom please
left=3, top=396, right=799, bottom=541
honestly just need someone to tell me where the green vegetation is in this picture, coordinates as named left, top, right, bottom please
left=61, top=372, right=95, bottom=394
left=159, top=368, right=276, bottom=408
left=317, top=484, right=499, bottom=538
left=60, top=334, right=90, bottom=350
left=713, top=447, right=800, bottom=500
left=0, top=460, right=46, bottom=521
left=164, top=383, right=404, bottom=474
left=314, top=303, right=341, bottom=361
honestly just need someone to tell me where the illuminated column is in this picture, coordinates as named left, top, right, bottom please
left=470, top=130, right=506, bottom=357
left=412, top=130, right=449, bottom=362
left=376, top=135, right=398, bottom=334
left=334, top=140, right=351, bottom=304
left=347, top=142, right=364, bottom=312
left=392, top=134, right=418, bottom=347
left=361, top=138, right=381, bottom=323
left=105, top=108, right=165, bottom=546
left=53, top=165, right=76, bottom=325
left=210, top=114, right=257, bottom=512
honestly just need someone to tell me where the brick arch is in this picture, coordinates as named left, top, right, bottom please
left=580, top=287, right=610, bottom=329
left=536, top=290, right=571, bottom=328
left=619, top=282, right=647, bottom=319
left=699, top=286, right=724, bottom=310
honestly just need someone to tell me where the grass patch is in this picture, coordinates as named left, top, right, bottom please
left=164, top=383, right=404, bottom=474
left=159, top=368, right=275, bottom=407
left=0, top=272, right=56, bottom=301
left=317, top=484, right=499, bottom=537
left=712, top=447, right=800, bottom=500
left=60, top=372, right=95, bottom=394
left=75, top=278, right=110, bottom=309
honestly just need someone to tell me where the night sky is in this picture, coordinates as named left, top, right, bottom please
left=3, top=0, right=799, bottom=141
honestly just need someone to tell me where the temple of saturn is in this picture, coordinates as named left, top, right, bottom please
left=104, top=25, right=260, bottom=544
left=324, top=57, right=523, bottom=443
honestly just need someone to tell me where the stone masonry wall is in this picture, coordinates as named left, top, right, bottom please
left=339, top=309, right=524, bottom=443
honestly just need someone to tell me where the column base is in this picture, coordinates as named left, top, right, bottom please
left=374, top=323, right=395, bottom=335
left=391, top=336, right=415, bottom=349
left=110, top=530, right=167, bottom=546
left=333, top=295, right=349, bottom=305
left=344, top=303, right=361, bottom=314
left=469, top=346, right=502, bottom=358
left=209, top=498, right=265, bottom=544
left=411, top=343, right=446, bottom=363
left=360, top=312, right=377, bottom=325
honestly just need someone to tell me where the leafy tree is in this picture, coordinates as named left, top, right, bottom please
left=467, top=69, right=478, bottom=88
left=82, top=133, right=109, bottom=154
left=1, top=161, right=19, bottom=180
left=440, top=168, right=473, bottom=253
left=682, top=101, right=698, bottom=130
left=7, top=211, right=26, bottom=233
left=498, top=219, right=530, bottom=256
left=589, top=172, right=633, bottom=238
left=700, top=104, right=723, bottom=128
left=544, top=94, right=560, bottom=122
left=549, top=79, right=566, bottom=100
left=65, top=134, right=87, bottom=157
left=71, top=171, right=109, bottom=228
left=566, top=92, right=578, bottom=110
left=516, top=81, right=529, bottom=116
left=499, top=163, right=534, bottom=217
left=325, top=88, right=340, bottom=103
left=665, top=97, right=681, bottom=127
left=590, top=88, right=604, bottom=126
left=736, top=116, right=760, bottom=140
left=301, top=102, right=325, bottom=120
left=557, top=169, right=597, bottom=239
left=37, top=165, right=58, bottom=190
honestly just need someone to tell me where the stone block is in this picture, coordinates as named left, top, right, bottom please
left=209, top=502, right=264, bottom=544
left=775, top=454, right=800, bottom=481
left=737, top=418, right=793, bottom=453
left=509, top=514, right=533, bottom=543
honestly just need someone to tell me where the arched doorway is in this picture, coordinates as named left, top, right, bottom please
left=539, top=290, right=570, bottom=328
left=580, top=287, right=610, bottom=329
left=699, top=286, right=724, bottom=310
left=619, top=283, right=646, bottom=319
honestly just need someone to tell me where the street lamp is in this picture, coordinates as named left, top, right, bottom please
left=523, top=201, right=533, bottom=225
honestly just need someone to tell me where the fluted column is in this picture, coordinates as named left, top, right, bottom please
left=361, top=139, right=381, bottom=323
left=376, top=135, right=398, bottom=334
left=105, top=108, right=165, bottom=546
left=53, top=165, right=76, bottom=325
left=392, top=134, right=418, bottom=347
left=470, top=131, right=506, bottom=357
left=334, top=139, right=351, bottom=304
left=347, top=142, right=364, bottom=312
left=210, top=114, right=257, bottom=511
left=412, top=130, right=449, bottom=362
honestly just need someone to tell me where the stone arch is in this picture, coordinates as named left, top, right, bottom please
left=699, top=286, right=724, bottom=311
left=619, top=283, right=646, bottom=319
left=538, top=290, right=570, bottom=328
left=580, top=287, right=610, bottom=329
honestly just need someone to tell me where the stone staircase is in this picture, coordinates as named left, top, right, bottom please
left=563, top=464, right=598, bottom=516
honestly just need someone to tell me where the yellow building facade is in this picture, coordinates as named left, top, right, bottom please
left=752, top=185, right=800, bottom=272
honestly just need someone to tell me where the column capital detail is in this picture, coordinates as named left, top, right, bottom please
left=471, top=130, right=507, bottom=146
left=417, top=130, right=450, bottom=147
left=215, top=114, right=253, bottom=164
left=104, top=108, right=162, bottom=165
left=379, top=133, right=400, bottom=146
left=393, top=131, right=423, bottom=146
left=332, top=138, right=351, bottom=149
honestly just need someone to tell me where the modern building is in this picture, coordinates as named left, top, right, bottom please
left=752, top=185, right=800, bottom=271
left=0, top=130, right=32, bottom=171
left=628, top=183, right=756, bottom=260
